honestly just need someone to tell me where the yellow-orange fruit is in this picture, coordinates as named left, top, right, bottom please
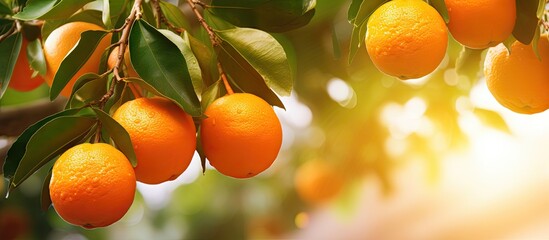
left=113, top=97, right=197, bottom=184
left=201, top=93, right=282, bottom=178
left=294, top=160, right=344, bottom=205
left=49, top=143, right=136, bottom=229
left=445, top=0, right=515, bottom=49
left=484, top=35, right=549, bottom=114
left=366, top=0, right=448, bottom=79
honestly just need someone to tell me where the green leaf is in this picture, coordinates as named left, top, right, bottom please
left=200, top=79, right=226, bottom=110
left=348, top=22, right=367, bottom=64
left=216, top=27, right=293, bottom=96
left=196, top=126, right=206, bottom=174
left=537, top=0, right=545, bottom=18
left=513, top=0, right=539, bottom=44
left=41, top=169, right=52, bottom=211
left=8, top=116, right=97, bottom=192
left=188, top=33, right=215, bottom=87
left=532, top=25, right=542, bottom=60
left=68, top=74, right=108, bottom=108
left=104, top=81, right=131, bottom=114
left=455, top=47, right=483, bottom=80
left=14, top=0, right=95, bottom=20
left=50, top=30, right=109, bottom=100
left=210, top=0, right=316, bottom=32
left=473, top=108, right=511, bottom=133
left=159, top=0, right=190, bottom=30
left=92, top=108, right=137, bottom=167
left=352, top=0, right=386, bottom=26
left=3, top=108, right=82, bottom=181
left=0, top=32, right=22, bottom=99
left=129, top=19, right=201, bottom=116
left=26, top=38, right=47, bottom=76
left=0, top=1, right=11, bottom=15
left=218, top=42, right=284, bottom=108
left=348, top=0, right=363, bottom=22
left=103, top=0, right=128, bottom=28
left=158, top=29, right=204, bottom=95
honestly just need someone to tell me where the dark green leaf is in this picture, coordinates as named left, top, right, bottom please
left=104, top=81, right=132, bottom=114
left=65, top=73, right=102, bottom=109
left=159, top=0, right=190, bottom=30
left=216, top=27, right=293, bottom=96
left=218, top=42, right=284, bottom=108
left=68, top=74, right=108, bottom=108
left=129, top=19, right=201, bottom=116
left=50, top=30, right=109, bottom=100
left=14, top=0, right=95, bottom=20
left=158, top=29, right=203, bottom=95
left=0, top=32, right=22, bottom=99
left=348, top=0, right=363, bottom=22
left=210, top=0, right=316, bottom=32
left=41, top=169, right=52, bottom=211
left=473, top=108, right=511, bottom=133
left=103, top=0, right=128, bottom=28
left=92, top=108, right=137, bottom=167
left=0, top=1, right=11, bottom=15
left=513, top=0, right=539, bottom=44
left=9, top=116, right=96, bottom=192
left=429, top=0, right=449, bottom=23
left=26, top=38, right=47, bottom=76
left=196, top=126, right=206, bottom=174
left=3, top=108, right=82, bottom=181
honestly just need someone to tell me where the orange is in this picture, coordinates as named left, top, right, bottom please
left=107, top=46, right=139, bottom=78
left=484, top=35, right=549, bottom=114
left=445, top=0, right=515, bottom=49
left=49, top=143, right=136, bottom=229
left=200, top=93, right=283, bottom=178
left=43, top=21, right=111, bottom=97
left=365, top=0, right=448, bottom=79
left=8, top=39, right=44, bottom=91
left=112, top=97, right=197, bottom=184
left=294, top=160, right=344, bottom=205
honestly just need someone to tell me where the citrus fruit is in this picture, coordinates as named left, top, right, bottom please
left=365, top=0, right=448, bottom=79
left=8, top=39, right=44, bottom=91
left=484, top=35, right=549, bottom=114
left=445, top=0, right=515, bottom=49
left=43, top=21, right=111, bottom=97
left=294, top=160, right=344, bottom=205
left=49, top=143, right=136, bottom=229
left=107, top=46, right=139, bottom=78
left=200, top=93, right=283, bottom=178
left=112, top=97, right=197, bottom=184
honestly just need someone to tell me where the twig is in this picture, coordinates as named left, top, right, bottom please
left=152, top=0, right=185, bottom=34
left=186, top=0, right=234, bottom=94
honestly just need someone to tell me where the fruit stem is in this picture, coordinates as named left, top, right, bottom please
left=186, top=0, right=234, bottom=95
left=217, top=62, right=234, bottom=94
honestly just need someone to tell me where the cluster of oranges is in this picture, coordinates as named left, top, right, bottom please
left=13, top=21, right=284, bottom=228
left=366, top=0, right=549, bottom=114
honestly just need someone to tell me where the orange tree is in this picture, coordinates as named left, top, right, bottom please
left=0, top=0, right=548, bottom=238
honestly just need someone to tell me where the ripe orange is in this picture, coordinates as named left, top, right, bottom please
left=365, top=0, right=448, bottom=79
left=8, top=39, right=44, bottom=91
left=112, top=97, right=197, bottom=184
left=107, top=46, right=139, bottom=78
left=484, top=35, right=549, bottom=114
left=294, top=160, right=344, bottom=205
left=445, top=0, right=515, bottom=49
left=200, top=93, right=283, bottom=178
left=43, top=21, right=111, bottom=97
left=49, top=143, right=136, bottom=229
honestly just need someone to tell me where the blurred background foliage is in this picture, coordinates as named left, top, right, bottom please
left=0, top=0, right=513, bottom=239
